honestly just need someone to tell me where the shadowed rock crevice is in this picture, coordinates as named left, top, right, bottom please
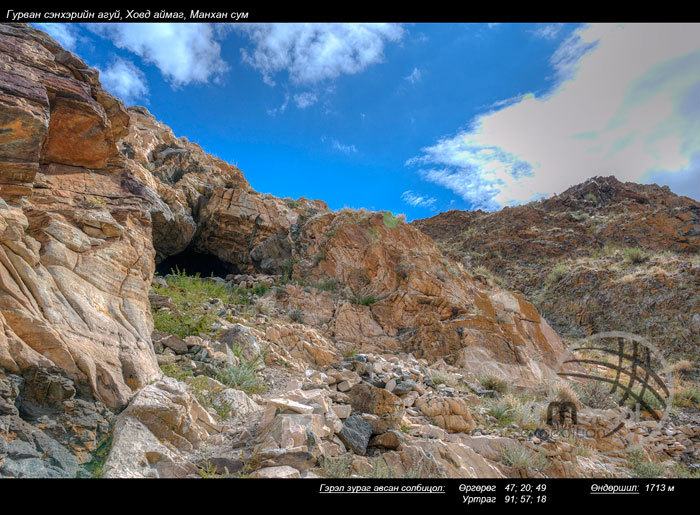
left=155, top=245, right=240, bottom=278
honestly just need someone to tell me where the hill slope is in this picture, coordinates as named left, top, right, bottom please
left=414, top=176, right=700, bottom=359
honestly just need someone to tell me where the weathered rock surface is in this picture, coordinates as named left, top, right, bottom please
left=102, top=378, right=219, bottom=478
left=414, top=176, right=700, bottom=358
left=2, top=24, right=697, bottom=481
left=0, top=23, right=160, bottom=409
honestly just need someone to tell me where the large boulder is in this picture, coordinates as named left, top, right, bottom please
left=102, top=378, right=220, bottom=478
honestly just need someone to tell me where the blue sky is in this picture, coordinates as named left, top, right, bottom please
left=33, top=23, right=700, bottom=219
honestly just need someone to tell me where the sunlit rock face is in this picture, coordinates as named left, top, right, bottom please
left=275, top=210, right=570, bottom=386
left=413, top=175, right=700, bottom=356
left=0, top=23, right=160, bottom=409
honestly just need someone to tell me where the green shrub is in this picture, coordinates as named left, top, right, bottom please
left=382, top=211, right=401, bottom=228
left=283, top=259, right=297, bottom=280
left=289, top=309, right=304, bottom=323
left=312, top=251, right=327, bottom=265
left=626, top=448, right=666, bottom=478
left=623, top=247, right=647, bottom=264
left=315, top=279, right=339, bottom=292
left=318, top=455, right=353, bottom=478
left=160, top=362, right=194, bottom=381
left=488, top=399, right=515, bottom=425
left=152, top=308, right=216, bottom=338
left=216, top=360, right=266, bottom=394
left=673, top=385, right=700, bottom=409
left=480, top=375, right=509, bottom=395
left=351, top=294, right=376, bottom=306
left=83, top=433, right=113, bottom=478
left=501, top=443, right=548, bottom=471
left=547, top=263, right=568, bottom=284
left=251, top=283, right=269, bottom=296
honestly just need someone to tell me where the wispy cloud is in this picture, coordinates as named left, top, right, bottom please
left=322, top=136, right=357, bottom=155
left=532, top=24, right=565, bottom=40
left=235, top=23, right=404, bottom=85
left=404, top=67, right=422, bottom=84
left=267, top=93, right=290, bottom=117
left=98, top=57, right=149, bottom=105
left=293, top=91, right=318, bottom=109
left=401, top=190, right=437, bottom=208
left=407, top=24, right=700, bottom=209
left=87, top=23, right=228, bottom=87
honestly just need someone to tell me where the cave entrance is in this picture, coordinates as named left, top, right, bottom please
left=156, top=246, right=239, bottom=278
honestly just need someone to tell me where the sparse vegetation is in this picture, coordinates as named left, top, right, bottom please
left=573, top=380, right=617, bottom=409
left=365, top=226, right=381, bottom=244
left=216, top=357, right=266, bottom=395
left=150, top=267, right=271, bottom=337
left=315, top=278, right=339, bottom=292
left=351, top=294, right=377, bottom=306
left=670, top=359, right=694, bottom=378
left=626, top=448, right=666, bottom=478
left=623, top=247, right=647, bottom=264
left=672, top=384, right=700, bottom=409
left=288, top=309, right=304, bottom=323
left=160, top=362, right=194, bottom=382
left=362, top=456, right=436, bottom=478
left=479, top=375, right=509, bottom=395
left=152, top=309, right=216, bottom=338
left=382, top=211, right=402, bottom=228
left=546, top=263, right=568, bottom=284
left=584, top=193, right=598, bottom=204
left=83, top=433, right=113, bottom=478
left=487, top=398, right=515, bottom=425
left=501, top=443, right=548, bottom=471
left=318, top=455, right=353, bottom=478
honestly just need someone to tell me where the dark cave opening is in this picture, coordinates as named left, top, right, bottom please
left=156, top=246, right=239, bottom=278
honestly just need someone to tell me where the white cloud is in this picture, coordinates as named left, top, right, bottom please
left=404, top=67, right=422, bottom=84
left=235, top=23, right=404, bottom=85
left=34, top=23, right=79, bottom=50
left=87, top=23, right=228, bottom=86
left=322, top=136, right=357, bottom=154
left=267, top=94, right=290, bottom=117
left=294, top=91, right=318, bottom=109
left=532, top=24, right=564, bottom=40
left=98, top=58, right=149, bottom=105
left=401, top=190, right=437, bottom=208
left=408, top=24, right=700, bottom=209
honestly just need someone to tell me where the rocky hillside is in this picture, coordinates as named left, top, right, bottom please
left=0, top=24, right=697, bottom=479
left=414, top=176, right=700, bottom=360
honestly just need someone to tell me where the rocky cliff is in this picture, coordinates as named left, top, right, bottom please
left=0, top=24, right=697, bottom=479
left=414, top=176, right=700, bottom=359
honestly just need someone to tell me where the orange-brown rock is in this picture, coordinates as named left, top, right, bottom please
left=275, top=209, right=570, bottom=386
left=414, top=176, right=700, bottom=357
left=0, top=24, right=160, bottom=408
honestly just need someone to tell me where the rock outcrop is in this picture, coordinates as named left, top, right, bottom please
left=0, top=23, right=160, bottom=409
left=2, top=24, right=696, bottom=481
left=414, top=176, right=700, bottom=358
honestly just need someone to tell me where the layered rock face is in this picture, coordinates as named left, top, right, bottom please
left=0, top=23, right=625, bottom=479
left=0, top=24, right=161, bottom=409
left=272, top=210, right=569, bottom=386
left=414, top=176, right=700, bottom=357
left=0, top=22, right=572, bottom=410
